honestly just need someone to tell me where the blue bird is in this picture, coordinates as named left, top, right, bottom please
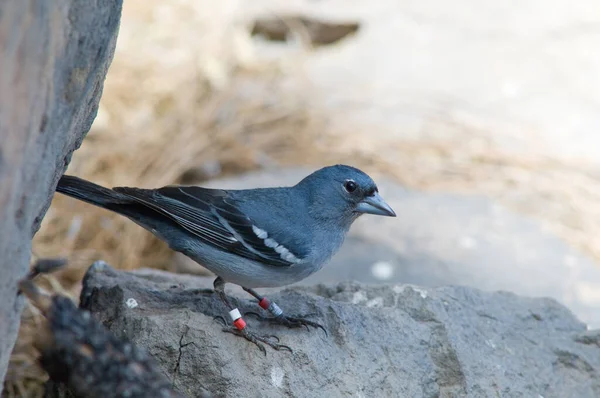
left=56, top=165, right=396, bottom=352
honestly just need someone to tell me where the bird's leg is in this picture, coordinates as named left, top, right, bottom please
left=242, top=287, right=327, bottom=336
left=212, top=277, right=292, bottom=353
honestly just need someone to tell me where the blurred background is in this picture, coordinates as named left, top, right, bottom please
left=6, top=0, right=600, bottom=396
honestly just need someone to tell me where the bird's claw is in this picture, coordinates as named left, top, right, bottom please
left=242, top=311, right=263, bottom=319
left=222, top=327, right=292, bottom=354
left=213, top=315, right=227, bottom=326
left=279, top=315, right=328, bottom=336
left=245, top=312, right=328, bottom=337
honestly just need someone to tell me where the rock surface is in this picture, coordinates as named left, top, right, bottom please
left=82, top=262, right=600, bottom=398
left=0, top=0, right=122, bottom=388
left=197, top=168, right=600, bottom=329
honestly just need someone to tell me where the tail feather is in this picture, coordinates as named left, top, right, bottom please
left=56, top=175, right=190, bottom=245
left=56, top=175, right=129, bottom=209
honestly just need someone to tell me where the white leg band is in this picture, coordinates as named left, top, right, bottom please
left=229, top=308, right=242, bottom=321
left=269, top=303, right=283, bottom=317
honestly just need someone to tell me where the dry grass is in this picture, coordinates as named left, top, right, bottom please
left=6, top=0, right=600, bottom=396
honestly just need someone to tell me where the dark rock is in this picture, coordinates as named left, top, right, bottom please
left=17, top=277, right=184, bottom=398
left=0, top=0, right=122, bottom=388
left=81, top=261, right=600, bottom=398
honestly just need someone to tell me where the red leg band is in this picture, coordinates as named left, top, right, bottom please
left=259, top=297, right=270, bottom=310
left=233, top=318, right=246, bottom=330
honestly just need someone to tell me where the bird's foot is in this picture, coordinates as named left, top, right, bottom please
left=245, top=311, right=327, bottom=336
left=222, top=327, right=292, bottom=354
left=215, top=308, right=293, bottom=354
left=244, top=296, right=327, bottom=335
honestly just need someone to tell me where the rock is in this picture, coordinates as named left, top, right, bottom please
left=251, top=15, right=360, bottom=46
left=18, top=275, right=184, bottom=398
left=202, top=168, right=600, bottom=329
left=0, top=0, right=122, bottom=388
left=81, top=262, right=600, bottom=398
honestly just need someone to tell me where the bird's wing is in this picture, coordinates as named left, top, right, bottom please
left=113, top=185, right=299, bottom=267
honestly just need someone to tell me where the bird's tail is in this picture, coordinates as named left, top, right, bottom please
left=56, top=175, right=181, bottom=239
left=56, top=175, right=130, bottom=209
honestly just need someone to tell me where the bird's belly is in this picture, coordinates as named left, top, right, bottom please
left=183, top=243, right=322, bottom=288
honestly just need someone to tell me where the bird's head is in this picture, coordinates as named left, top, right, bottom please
left=296, top=165, right=396, bottom=227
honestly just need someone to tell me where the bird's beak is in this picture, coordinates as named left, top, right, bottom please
left=356, top=192, right=396, bottom=217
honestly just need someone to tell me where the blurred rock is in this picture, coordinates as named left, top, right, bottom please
left=251, top=16, right=360, bottom=46
left=0, top=0, right=122, bottom=389
left=248, top=0, right=600, bottom=163
left=82, top=262, right=600, bottom=397
left=203, top=168, right=600, bottom=328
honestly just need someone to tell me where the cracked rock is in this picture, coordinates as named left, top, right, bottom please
left=79, top=261, right=600, bottom=397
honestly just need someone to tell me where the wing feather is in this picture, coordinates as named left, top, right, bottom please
left=113, top=185, right=297, bottom=267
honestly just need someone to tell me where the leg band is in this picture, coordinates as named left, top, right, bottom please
left=229, top=308, right=242, bottom=321
left=259, top=297, right=270, bottom=310
left=229, top=308, right=246, bottom=330
left=268, top=302, right=283, bottom=317
left=258, top=297, right=283, bottom=317
left=233, top=318, right=247, bottom=330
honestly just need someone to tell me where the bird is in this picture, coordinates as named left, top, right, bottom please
left=55, top=165, right=396, bottom=352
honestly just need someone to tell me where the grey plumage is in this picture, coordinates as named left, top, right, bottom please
left=55, top=165, right=395, bottom=289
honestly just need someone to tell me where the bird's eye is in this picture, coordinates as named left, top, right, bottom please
left=343, top=180, right=358, bottom=193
